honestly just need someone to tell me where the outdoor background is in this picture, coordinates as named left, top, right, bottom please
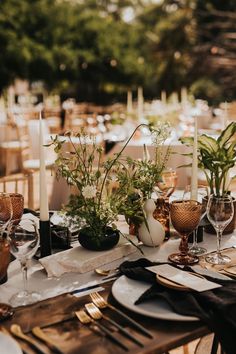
left=1, top=0, right=236, bottom=105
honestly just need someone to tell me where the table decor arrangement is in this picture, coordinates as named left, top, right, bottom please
left=49, top=122, right=170, bottom=251
left=115, top=121, right=171, bottom=246
left=180, top=121, right=236, bottom=234
left=116, top=258, right=236, bottom=354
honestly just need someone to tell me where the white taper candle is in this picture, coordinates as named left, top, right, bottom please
left=39, top=112, right=49, bottom=221
left=191, top=116, right=198, bottom=200
left=137, top=86, right=144, bottom=122
left=127, top=90, right=133, bottom=114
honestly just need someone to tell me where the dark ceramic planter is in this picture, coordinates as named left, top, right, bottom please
left=203, top=196, right=236, bottom=235
left=78, top=226, right=120, bottom=251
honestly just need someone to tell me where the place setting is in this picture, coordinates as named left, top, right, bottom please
left=1, top=1, right=236, bottom=353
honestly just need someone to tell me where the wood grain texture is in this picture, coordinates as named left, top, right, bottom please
left=2, top=282, right=210, bottom=354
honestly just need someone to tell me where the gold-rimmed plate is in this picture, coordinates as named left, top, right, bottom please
left=223, top=265, right=236, bottom=276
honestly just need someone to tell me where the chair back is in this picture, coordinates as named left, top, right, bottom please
left=0, top=172, right=34, bottom=209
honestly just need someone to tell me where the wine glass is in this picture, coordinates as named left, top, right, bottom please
left=0, top=193, right=13, bottom=235
left=206, top=195, right=234, bottom=265
left=156, top=168, right=178, bottom=198
left=183, top=185, right=208, bottom=255
left=8, top=218, right=41, bottom=307
left=9, top=193, right=24, bottom=223
left=169, top=200, right=202, bottom=265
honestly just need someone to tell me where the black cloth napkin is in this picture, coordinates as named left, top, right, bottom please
left=119, top=258, right=236, bottom=354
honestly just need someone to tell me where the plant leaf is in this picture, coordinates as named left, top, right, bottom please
left=217, top=122, right=236, bottom=148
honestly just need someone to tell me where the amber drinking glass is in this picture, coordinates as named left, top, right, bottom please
left=169, top=200, right=202, bottom=265
left=9, top=193, right=24, bottom=223
left=0, top=193, right=13, bottom=232
left=183, top=185, right=208, bottom=255
left=156, top=169, right=178, bottom=198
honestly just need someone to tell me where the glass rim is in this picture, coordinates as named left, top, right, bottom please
left=208, top=194, right=233, bottom=201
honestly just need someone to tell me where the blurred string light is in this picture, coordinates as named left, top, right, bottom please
left=110, top=59, right=117, bottom=67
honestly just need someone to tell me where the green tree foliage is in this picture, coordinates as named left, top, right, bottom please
left=0, top=0, right=145, bottom=101
left=0, top=0, right=236, bottom=103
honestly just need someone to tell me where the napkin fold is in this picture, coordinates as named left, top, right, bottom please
left=119, top=258, right=236, bottom=354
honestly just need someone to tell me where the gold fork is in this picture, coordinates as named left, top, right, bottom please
left=75, top=310, right=128, bottom=351
left=85, top=302, right=143, bottom=347
left=90, top=292, right=153, bottom=338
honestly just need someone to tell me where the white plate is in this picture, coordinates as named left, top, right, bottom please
left=0, top=332, right=22, bottom=354
left=112, top=275, right=198, bottom=321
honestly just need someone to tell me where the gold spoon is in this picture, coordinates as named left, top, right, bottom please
left=10, top=324, right=45, bottom=354
left=32, top=327, right=64, bottom=354
left=94, top=267, right=119, bottom=276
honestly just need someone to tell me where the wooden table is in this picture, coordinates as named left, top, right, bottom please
left=2, top=281, right=210, bottom=354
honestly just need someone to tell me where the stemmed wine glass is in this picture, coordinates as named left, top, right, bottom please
left=0, top=193, right=12, bottom=284
left=183, top=185, right=208, bottom=255
left=206, top=195, right=234, bottom=265
left=8, top=218, right=41, bottom=307
left=169, top=199, right=202, bottom=265
left=0, top=193, right=13, bottom=235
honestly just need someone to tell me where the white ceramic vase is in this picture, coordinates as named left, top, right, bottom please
left=139, top=199, right=165, bottom=247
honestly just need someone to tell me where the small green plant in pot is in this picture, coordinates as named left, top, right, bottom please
left=116, top=121, right=171, bottom=237
left=181, top=121, right=236, bottom=233
left=49, top=123, right=169, bottom=251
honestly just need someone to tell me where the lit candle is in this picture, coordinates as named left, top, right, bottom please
left=191, top=116, right=198, bottom=200
left=127, top=90, right=133, bottom=114
left=137, top=86, right=144, bottom=122
left=39, top=112, right=49, bottom=221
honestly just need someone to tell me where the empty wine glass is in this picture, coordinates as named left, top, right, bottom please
left=206, top=195, right=234, bottom=265
left=183, top=185, right=208, bottom=255
left=169, top=200, right=202, bottom=265
left=8, top=218, right=41, bottom=307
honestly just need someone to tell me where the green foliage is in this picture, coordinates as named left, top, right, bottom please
left=115, top=122, right=171, bottom=226
left=1, top=0, right=236, bottom=101
left=180, top=122, right=236, bottom=196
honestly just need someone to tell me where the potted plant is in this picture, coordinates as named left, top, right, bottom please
left=181, top=121, right=236, bottom=233
left=116, top=121, right=171, bottom=245
left=49, top=123, right=169, bottom=250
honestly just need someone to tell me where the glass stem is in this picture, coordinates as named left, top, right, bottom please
left=216, top=229, right=222, bottom=257
left=21, top=261, right=28, bottom=294
left=192, top=228, right=198, bottom=247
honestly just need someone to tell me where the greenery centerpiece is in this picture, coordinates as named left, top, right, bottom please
left=116, top=121, right=171, bottom=232
left=49, top=123, right=170, bottom=250
left=181, top=122, right=236, bottom=234
left=180, top=122, right=236, bottom=197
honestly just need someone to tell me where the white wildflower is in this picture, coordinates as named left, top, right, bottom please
left=82, top=185, right=97, bottom=199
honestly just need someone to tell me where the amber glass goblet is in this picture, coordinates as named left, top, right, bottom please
left=169, top=200, right=202, bottom=265
left=9, top=193, right=24, bottom=223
